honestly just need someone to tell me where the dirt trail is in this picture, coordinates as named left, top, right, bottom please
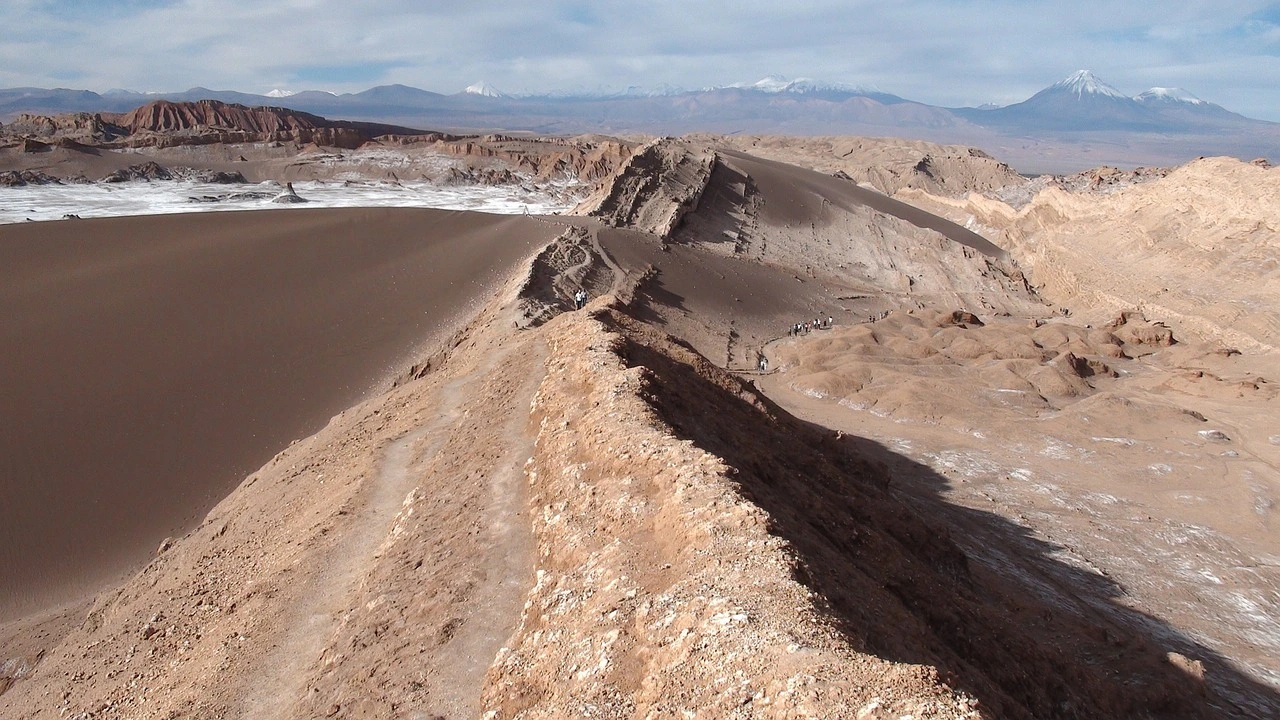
left=585, top=226, right=627, bottom=296
left=424, top=341, right=544, bottom=718
left=241, top=383, right=465, bottom=717
left=242, top=336, right=544, bottom=719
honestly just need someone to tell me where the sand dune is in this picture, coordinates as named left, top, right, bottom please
left=0, top=208, right=561, bottom=616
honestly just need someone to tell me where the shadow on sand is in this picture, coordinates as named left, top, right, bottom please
left=605, top=308, right=1279, bottom=720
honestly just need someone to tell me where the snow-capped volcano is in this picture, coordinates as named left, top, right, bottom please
left=955, top=69, right=1251, bottom=133
left=1050, top=70, right=1128, bottom=99
left=464, top=81, right=506, bottom=98
left=265, top=88, right=296, bottom=98
left=1136, top=87, right=1206, bottom=105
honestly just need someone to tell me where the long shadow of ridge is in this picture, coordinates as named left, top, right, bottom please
left=599, top=307, right=1280, bottom=720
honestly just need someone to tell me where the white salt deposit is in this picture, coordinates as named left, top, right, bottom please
left=0, top=178, right=582, bottom=225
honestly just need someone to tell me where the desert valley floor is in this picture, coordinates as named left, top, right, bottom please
left=1, top=130, right=1279, bottom=719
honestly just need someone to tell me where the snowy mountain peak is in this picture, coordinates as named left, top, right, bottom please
left=721, top=75, right=879, bottom=96
left=464, top=81, right=506, bottom=98
left=1136, top=87, right=1205, bottom=105
left=752, top=75, right=804, bottom=92
left=1051, top=70, right=1127, bottom=99
left=265, top=88, right=296, bottom=98
left=620, top=83, right=686, bottom=97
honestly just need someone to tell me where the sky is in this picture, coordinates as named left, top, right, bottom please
left=4, top=0, right=1280, bottom=119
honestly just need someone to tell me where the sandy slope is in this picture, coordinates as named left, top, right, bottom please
left=0, top=208, right=561, bottom=617
left=0, top=286, right=551, bottom=717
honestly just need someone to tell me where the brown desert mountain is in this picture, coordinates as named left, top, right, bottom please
left=2, top=99, right=429, bottom=149
left=1, top=128, right=1278, bottom=718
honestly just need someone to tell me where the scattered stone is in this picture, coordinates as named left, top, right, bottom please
left=1055, top=351, right=1116, bottom=379
left=188, top=191, right=274, bottom=204
left=271, top=182, right=308, bottom=204
left=1166, top=652, right=1206, bottom=694
left=19, top=138, right=51, bottom=153
left=102, top=162, right=172, bottom=183
left=0, top=170, right=63, bottom=187
left=188, top=170, right=248, bottom=184
left=1107, top=310, right=1176, bottom=346
left=935, top=310, right=984, bottom=327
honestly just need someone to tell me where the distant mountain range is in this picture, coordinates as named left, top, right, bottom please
left=2, top=71, right=1277, bottom=171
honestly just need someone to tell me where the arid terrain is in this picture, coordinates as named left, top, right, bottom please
left=1, top=109, right=1278, bottom=718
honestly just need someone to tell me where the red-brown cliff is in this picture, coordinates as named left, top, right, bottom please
left=2, top=100, right=426, bottom=150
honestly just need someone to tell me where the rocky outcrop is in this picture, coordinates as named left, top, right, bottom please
left=574, top=138, right=715, bottom=236
left=990, top=165, right=1173, bottom=208
left=1060, top=164, right=1171, bottom=192
left=189, top=170, right=248, bottom=184
left=395, top=134, right=634, bottom=183
left=935, top=309, right=985, bottom=327
left=440, top=166, right=519, bottom=186
left=102, top=162, right=173, bottom=182
left=513, top=227, right=617, bottom=327
left=3, top=112, right=127, bottom=143
left=899, top=156, right=1280, bottom=350
left=0, top=170, right=62, bottom=187
left=188, top=190, right=275, bottom=204
left=270, top=182, right=308, bottom=203
left=1107, top=310, right=1176, bottom=347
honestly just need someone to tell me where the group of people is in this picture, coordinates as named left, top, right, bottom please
left=573, top=288, right=589, bottom=309
left=789, top=315, right=833, bottom=336
left=867, top=310, right=890, bottom=323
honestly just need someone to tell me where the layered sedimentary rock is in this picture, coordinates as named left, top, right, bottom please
left=898, top=156, right=1280, bottom=351
left=574, top=138, right=716, bottom=235
left=1, top=100, right=418, bottom=150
